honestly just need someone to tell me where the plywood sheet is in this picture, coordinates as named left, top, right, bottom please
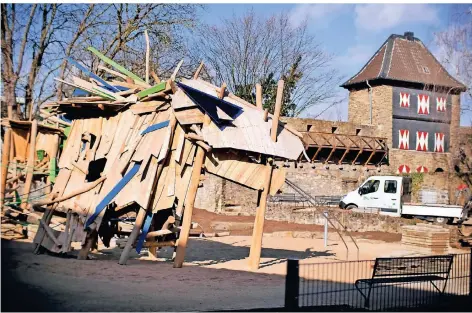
left=204, top=151, right=286, bottom=195
left=181, top=79, right=304, bottom=160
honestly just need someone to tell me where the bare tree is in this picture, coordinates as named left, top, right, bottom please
left=434, top=4, right=472, bottom=122
left=193, top=10, right=342, bottom=117
left=1, top=4, right=37, bottom=119
left=1, top=4, right=203, bottom=119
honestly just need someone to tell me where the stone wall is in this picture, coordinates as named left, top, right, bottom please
left=281, top=117, right=378, bottom=137
left=347, top=85, right=393, bottom=143
left=388, top=149, right=451, bottom=173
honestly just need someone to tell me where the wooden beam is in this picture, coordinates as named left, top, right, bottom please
left=263, top=109, right=269, bottom=122
left=21, top=120, right=37, bottom=210
left=248, top=158, right=274, bottom=271
left=33, top=176, right=106, bottom=207
left=39, top=219, right=62, bottom=248
left=311, top=147, right=322, bottom=162
left=87, top=47, right=146, bottom=84
left=151, top=71, right=160, bottom=84
left=364, top=149, right=377, bottom=166
left=338, top=148, right=350, bottom=165
left=256, top=83, right=262, bottom=109
left=271, top=80, right=284, bottom=142
left=1, top=128, right=11, bottom=205
left=324, top=146, right=336, bottom=164
left=351, top=149, right=363, bottom=165
left=218, top=82, right=227, bottom=99
left=174, top=116, right=210, bottom=268
left=170, top=59, right=184, bottom=81
left=193, top=61, right=204, bottom=80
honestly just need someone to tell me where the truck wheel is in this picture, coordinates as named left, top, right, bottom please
left=435, top=217, right=448, bottom=224
left=345, top=204, right=357, bottom=210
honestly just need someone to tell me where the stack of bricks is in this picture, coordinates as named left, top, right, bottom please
left=401, top=224, right=450, bottom=254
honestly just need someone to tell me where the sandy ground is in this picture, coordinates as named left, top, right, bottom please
left=2, top=229, right=464, bottom=312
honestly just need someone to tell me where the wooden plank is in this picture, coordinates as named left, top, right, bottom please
left=256, top=83, right=263, bottom=109
left=248, top=159, right=274, bottom=270
left=174, top=107, right=205, bottom=125
left=21, top=120, right=37, bottom=210
left=87, top=47, right=146, bottom=83
left=193, top=61, right=204, bottom=80
left=137, top=81, right=167, bottom=99
left=173, top=145, right=205, bottom=268
left=0, top=129, right=11, bottom=204
left=67, top=57, right=120, bottom=92
left=271, top=80, right=284, bottom=142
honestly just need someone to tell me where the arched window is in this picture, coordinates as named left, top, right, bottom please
left=434, top=168, right=444, bottom=173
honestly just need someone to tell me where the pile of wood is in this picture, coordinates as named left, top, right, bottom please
left=401, top=224, right=451, bottom=254
left=28, top=43, right=305, bottom=269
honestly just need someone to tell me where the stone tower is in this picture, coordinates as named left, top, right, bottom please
left=341, top=32, right=466, bottom=174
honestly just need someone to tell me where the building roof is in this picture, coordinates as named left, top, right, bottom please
left=341, top=32, right=467, bottom=91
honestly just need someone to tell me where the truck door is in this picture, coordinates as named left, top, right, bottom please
left=361, top=178, right=382, bottom=209
left=381, top=179, right=401, bottom=216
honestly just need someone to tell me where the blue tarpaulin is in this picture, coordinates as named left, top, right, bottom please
left=85, top=162, right=141, bottom=229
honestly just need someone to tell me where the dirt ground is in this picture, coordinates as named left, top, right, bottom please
left=3, top=208, right=466, bottom=311
left=192, top=208, right=402, bottom=242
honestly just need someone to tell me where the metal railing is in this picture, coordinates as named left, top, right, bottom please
left=285, top=251, right=472, bottom=311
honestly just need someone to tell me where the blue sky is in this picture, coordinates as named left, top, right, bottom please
left=200, top=4, right=471, bottom=125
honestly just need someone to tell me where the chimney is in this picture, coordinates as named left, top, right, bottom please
left=404, top=31, right=414, bottom=41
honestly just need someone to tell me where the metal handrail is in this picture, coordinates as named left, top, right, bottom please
left=285, top=178, right=360, bottom=260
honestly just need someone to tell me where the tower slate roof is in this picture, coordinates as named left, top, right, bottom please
left=341, top=32, right=467, bottom=91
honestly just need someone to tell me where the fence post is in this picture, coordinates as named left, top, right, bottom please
left=285, top=259, right=299, bottom=310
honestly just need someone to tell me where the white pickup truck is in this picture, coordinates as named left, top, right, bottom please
left=339, top=175, right=468, bottom=224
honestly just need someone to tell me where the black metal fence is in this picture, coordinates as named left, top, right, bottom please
left=285, top=251, right=472, bottom=311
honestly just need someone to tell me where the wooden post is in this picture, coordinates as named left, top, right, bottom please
left=173, top=115, right=210, bottom=268
left=1, top=128, right=12, bottom=205
left=21, top=119, right=37, bottom=210
left=193, top=61, right=204, bottom=80
left=144, top=30, right=150, bottom=85
left=118, top=207, right=147, bottom=264
left=218, top=82, right=227, bottom=99
left=271, top=80, right=284, bottom=142
left=256, top=83, right=263, bottom=109
left=248, top=158, right=274, bottom=271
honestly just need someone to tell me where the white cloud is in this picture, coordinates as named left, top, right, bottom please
left=336, top=44, right=376, bottom=77
left=355, top=4, right=438, bottom=32
left=289, top=4, right=348, bottom=28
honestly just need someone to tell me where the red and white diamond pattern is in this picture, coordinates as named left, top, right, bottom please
left=399, top=92, right=410, bottom=108
left=416, top=166, right=428, bottom=173
left=416, top=131, right=428, bottom=151
left=397, top=165, right=410, bottom=174
left=417, top=94, right=430, bottom=115
left=436, top=97, right=446, bottom=112
left=435, top=133, right=445, bottom=152
left=398, top=129, right=409, bottom=150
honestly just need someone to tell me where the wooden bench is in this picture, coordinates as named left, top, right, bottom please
left=355, top=255, right=454, bottom=308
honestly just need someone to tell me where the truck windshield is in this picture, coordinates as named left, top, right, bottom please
left=361, top=180, right=380, bottom=194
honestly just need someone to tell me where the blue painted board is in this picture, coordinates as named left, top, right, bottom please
left=135, top=211, right=153, bottom=253
left=67, top=57, right=120, bottom=93
left=141, top=120, right=170, bottom=136
left=85, top=162, right=141, bottom=229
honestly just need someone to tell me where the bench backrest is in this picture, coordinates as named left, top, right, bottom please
left=372, top=255, right=454, bottom=278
